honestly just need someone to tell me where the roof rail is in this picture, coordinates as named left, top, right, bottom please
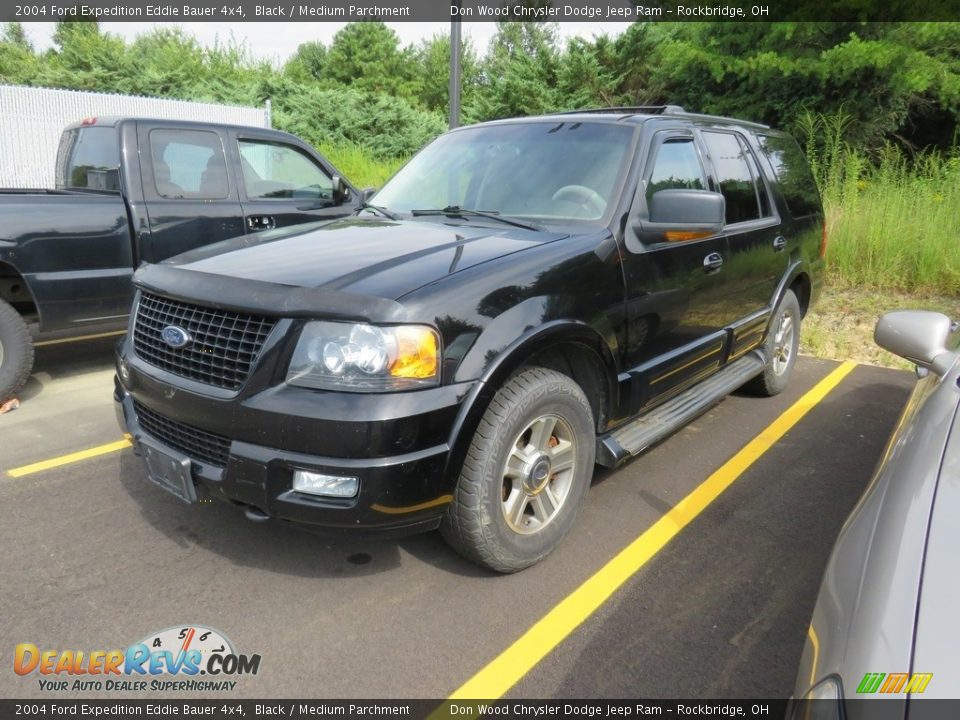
left=552, top=105, right=687, bottom=116
left=550, top=105, right=771, bottom=129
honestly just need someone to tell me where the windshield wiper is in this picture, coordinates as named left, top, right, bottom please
left=358, top=202, right=401, bottom=221
left=411, top=206, right=539, bottom=231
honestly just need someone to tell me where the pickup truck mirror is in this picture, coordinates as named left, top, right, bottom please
left=332, top=176, right=350, bottom=205
left=635, top=189, right=725, bottom=243
left=875, top=311, right=957, bottom=376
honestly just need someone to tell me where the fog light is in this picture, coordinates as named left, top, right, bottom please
left=292, top=470, right=358, bottom=498
left=118, top=357, right=131, bottom=385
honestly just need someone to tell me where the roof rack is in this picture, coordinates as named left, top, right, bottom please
left=550, top=105, right=770, bottom=129
left=552, top=105, right=687, bottom=116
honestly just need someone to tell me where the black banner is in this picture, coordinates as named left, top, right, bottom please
left=5, top=700, right=960, bottom=720
left=2, top=0, right=960, bottom=23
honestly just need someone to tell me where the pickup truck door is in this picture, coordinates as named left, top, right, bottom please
left=137, top=123, right=246, bottom=263
left=228, top=130, right=360, bottom=232
left=620, top=129, right=737, bottom=409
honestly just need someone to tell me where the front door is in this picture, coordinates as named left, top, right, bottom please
left=230, top=132, right=359, bottom=233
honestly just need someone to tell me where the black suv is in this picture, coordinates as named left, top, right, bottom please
left=115, top=106, right=824, bottom=572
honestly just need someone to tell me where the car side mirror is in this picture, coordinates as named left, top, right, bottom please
left=635, top=189, right=725, bottom=243
left=360, top=187, right=377, bottom=204
left=331, top=176, right=350, bottom=205
left=875, top=311, right=957, bottom=376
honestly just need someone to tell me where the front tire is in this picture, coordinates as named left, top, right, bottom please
left=441, top=367, right=596, bottom=573
left=0, top=299, right=33, bottom=401
left=744, top=289, right=801, bottom=397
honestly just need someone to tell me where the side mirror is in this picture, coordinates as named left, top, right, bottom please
left=875, top=311, right=956, bottom=376
left=635, top=189, right=725, bottom=243
left=331, top=176, right=350, bottom=205
left=360, top=187, right=377, bottom=204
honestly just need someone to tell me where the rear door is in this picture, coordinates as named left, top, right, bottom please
left=229, top=130, right=359, bottom=232
left=698, top=128, right=785, bottom=358
left=620, top=128, right=734, bottom=408
left=137, top=123, right=245, bottom=263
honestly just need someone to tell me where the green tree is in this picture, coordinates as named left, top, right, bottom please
left=477, top=21, right=561, bottom=118
left=322, top=22, right=417, bottom=97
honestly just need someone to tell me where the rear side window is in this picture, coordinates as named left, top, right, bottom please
left=758, top=134, right=822, bottom=218
left=646, top=138, right=706, bottom=203
left=55, top=127, right=121, bottom=191
left=702, top=131, right=765, bottom=225
left=149, top=129, right=229, bottom=200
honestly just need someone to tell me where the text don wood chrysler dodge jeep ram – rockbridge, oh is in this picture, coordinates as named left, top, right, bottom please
left=113, top=106, right=825, bottom=573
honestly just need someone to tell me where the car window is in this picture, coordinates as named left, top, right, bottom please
left=757, top=134, right=822, bottom=218
left=646, top=138, right=706, bottom=204
left=149, top=129, right=228, bottom=200
left=702, top=131, right=761, bottom=224
left=739, top=135, right=773, bottom=218
left=238, top=140, right=333, bottom=201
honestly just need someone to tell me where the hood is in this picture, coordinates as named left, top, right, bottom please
left=163, top=216, right=567, bottom=299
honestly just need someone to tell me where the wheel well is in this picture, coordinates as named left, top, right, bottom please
left=523, top=341, right=611, bottom=433
left=0, top=262, right=38, bottom=322
left=789, top=273, right=811, bottom=318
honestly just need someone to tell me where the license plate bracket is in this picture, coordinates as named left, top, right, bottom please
left=140, top=438, right=197, bottom=504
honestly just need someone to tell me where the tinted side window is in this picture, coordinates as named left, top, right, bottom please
left=56, top=127, right=121, bottom=191
left=739, top=136, right=773, bottom=218
left=646, top=138, right=705, bottom=203
left=758, top=134, right=821, bottom=218
left=702, top=131, right=760, bottom=224
left=238, top=140, right=332, bottom=200
left=149, top=129, right=229, bottom=200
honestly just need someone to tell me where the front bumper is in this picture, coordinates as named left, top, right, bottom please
left=114, top=343, right=475, bottom=535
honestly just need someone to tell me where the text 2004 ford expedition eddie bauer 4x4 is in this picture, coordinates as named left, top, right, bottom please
left=115, top=106, right=825, bottom=573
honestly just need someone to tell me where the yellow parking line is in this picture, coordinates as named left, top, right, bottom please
left=448, top=360, right=858, bottom=700
left=6, top=438, right=132, bottom=478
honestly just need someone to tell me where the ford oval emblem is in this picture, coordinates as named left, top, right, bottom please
left=161, top=325, right=192, bottom=349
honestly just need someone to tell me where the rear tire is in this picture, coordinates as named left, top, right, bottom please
left=441, top=367, right=596, bottom=573
left=744, top=289, right=800, bottom=397
left=0, top=299, right=33, bottom=401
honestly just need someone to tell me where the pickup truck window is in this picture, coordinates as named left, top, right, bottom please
left=149, top=129, right=229, bottom=200
left=646, top=138, right=706, bottom=203
left=55, top=127, right=121, bottom=192
left=702, top=131, right=764, bottom=225
left=238, top=140, right=333, bottom=200
left=372, top=121, right=633, bottom=221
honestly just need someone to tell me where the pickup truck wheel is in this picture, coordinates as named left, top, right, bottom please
left=0, top=299, right=34, bottom=401
left=744, top=289, right=800, bottom=397
left=441, top=367, right=595, bottom=573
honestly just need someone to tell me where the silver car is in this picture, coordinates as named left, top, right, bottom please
left=792, top=311, right=959, bottom=718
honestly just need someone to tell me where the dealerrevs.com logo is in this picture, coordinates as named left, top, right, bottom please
left=14, top=625, right=261, bottom=692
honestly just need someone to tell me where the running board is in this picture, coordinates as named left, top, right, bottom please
left=597, top=351, right=766, bottom=467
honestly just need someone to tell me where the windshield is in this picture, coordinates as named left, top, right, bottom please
left=373, top=121, right=634, bottom=222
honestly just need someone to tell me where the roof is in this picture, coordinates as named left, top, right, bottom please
left=475, top=106, right=772, bottom=131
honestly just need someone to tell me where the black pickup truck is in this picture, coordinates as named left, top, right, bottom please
left=0, top=117, right=361, bottom=399
left=115, top=107, right=825, bottom=572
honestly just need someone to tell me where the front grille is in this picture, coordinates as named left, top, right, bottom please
left=134, top=400, right=231, bottom=467
left=133, top=292, right=276, bottom=390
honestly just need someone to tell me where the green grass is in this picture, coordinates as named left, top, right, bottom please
left=317, top=142, right=407, bottom=190
left=802, top=112, right=960, bottom=296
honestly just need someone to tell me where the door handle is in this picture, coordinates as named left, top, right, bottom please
left=773, top=235, right=787, bottom=252
left=246, top=215, right=276, bottom=231
left=703, top=252, right=724, bottom=272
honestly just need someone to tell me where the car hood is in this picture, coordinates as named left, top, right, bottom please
left=162, top=216, right=567, bottom=299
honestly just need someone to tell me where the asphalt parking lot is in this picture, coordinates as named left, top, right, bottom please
left=1, top=338, right=914, bottom=700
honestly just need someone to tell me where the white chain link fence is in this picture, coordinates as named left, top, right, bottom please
left=0, top=85, right=270, bottom=188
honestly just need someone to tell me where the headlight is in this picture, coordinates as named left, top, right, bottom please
left=792, top=677, right=843, bottom=720
left=286, top=321, right=440, bottom=392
